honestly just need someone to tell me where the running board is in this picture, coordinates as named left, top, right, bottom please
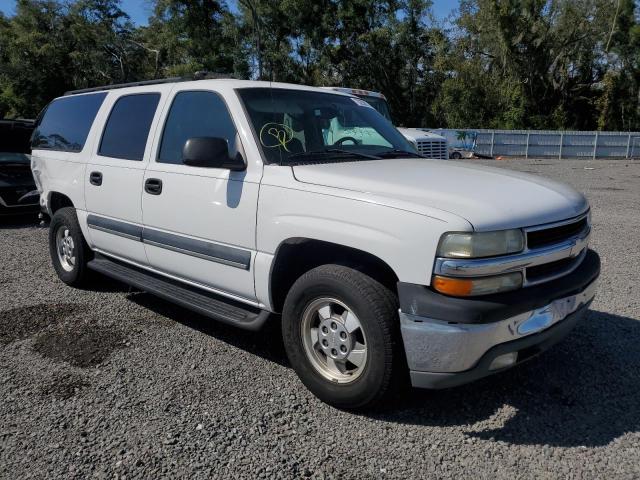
left=87, top=256, right=270, bottom=331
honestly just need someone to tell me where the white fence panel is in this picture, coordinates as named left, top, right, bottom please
left=432, top=128, right=640, bottom=159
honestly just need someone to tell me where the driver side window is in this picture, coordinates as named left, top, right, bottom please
left=158, top=91, right=237, bottom=165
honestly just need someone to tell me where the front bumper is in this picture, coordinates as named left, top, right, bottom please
left=400, top=249, right=600, bottom=389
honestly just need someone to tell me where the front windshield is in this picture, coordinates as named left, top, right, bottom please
left=358, top=95, right=392, bottom=122
left=237, top=88, right=415, bottom=165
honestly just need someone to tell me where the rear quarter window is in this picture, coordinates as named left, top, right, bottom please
left=31, top=93, right=107, bottom=152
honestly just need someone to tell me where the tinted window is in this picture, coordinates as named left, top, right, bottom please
left=0, top=120, right=34, bottom=154
left=99, top=93, right=160, bottom=160
left=158, top=91, right=237, bottom=164
left=238, top=88, right=412, bottom=165
left=31, top=93, right=107, bottom=152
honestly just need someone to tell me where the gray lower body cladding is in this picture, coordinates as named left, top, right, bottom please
left=86, top=214, right=251, bottom=270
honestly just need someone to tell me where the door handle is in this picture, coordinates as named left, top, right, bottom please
left=145, top=178, right=163, bottom=195
left=89, top=171, right=102, bottom=186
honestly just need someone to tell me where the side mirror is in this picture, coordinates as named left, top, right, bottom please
left=182, top=137, right=245, bottom=171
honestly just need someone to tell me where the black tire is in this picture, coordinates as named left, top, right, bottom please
left=282, top=265, right=402, bottom=409
left=48, top=207, right=92, bottom=287
left=450, top=151, right=462, bottom=159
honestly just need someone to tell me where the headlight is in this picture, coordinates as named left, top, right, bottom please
left=437, top=230, right=524, bottom=258
left=432, top=272, right=523, bottom=296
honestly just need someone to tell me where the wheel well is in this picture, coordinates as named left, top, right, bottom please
left=49, top=192, right=74, bottom=214
left=269, top=238, right=399, bottom=313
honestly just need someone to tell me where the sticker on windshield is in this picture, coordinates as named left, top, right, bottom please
left=259, top=123, right=294, bottom=152
left=351, top=98, right=374, bottom=108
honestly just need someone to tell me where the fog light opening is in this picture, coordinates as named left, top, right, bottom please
left=489, top=352, right=518, bottom=371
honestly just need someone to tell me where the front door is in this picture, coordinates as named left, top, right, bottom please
left=141, top=88, right=260, bottom=302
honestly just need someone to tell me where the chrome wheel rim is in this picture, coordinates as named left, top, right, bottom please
left=301, top=297, right=367, bottom=384
left=55, top=225, right=76, bottom=272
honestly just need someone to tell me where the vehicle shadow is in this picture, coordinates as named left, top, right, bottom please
left=127, top=292, right=288, bottom=367
left=370, top=309, right=640, bottom=448
left=0, top=215, right=40, bottom=229
left=85, top=273, right=133, bottom=293
left=122, top=294, right=640, bottom=448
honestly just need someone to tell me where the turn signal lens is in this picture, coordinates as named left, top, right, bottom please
left=432, top=276, right=474, bottom=296
left=432, top=272, right=523, bottom=297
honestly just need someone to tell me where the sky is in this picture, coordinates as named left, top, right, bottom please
left=0, top=0, right=460, bottom=26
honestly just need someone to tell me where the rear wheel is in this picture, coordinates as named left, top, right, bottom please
left=282, top=265, right=401, bottom=409
left=49, top=207, right=92, bottom=287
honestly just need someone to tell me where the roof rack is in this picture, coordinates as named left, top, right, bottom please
left=64, top=71, right=236, bottom=96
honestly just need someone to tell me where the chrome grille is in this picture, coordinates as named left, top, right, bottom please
left=417, top=140, right=448, bottom=159
left=525, top=252, right=585, bottom=283
left=522, top=213, right=591, bottom=285
left=527, top=216, right=589, bottom=249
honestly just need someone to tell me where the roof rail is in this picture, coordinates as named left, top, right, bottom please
left=64, top=71, right=236, bottom=96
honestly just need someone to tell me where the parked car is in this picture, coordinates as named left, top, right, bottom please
left=32, top=77, right=599, bottom=409
left=0, top=119, right=39, bottom=217
left=321, top=87, right=449, bottom=159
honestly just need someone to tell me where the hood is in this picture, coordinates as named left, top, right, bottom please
left=292, top=158, right=588, bottom=231
left=397, top=128, right=446, bottom=142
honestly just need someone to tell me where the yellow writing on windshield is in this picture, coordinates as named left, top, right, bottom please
left=259, top=123, right=293, bottom=152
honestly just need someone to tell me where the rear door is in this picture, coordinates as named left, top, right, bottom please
left=84, top=87, right=170, bottom=265
left=141, top=85, right=261, bottom=302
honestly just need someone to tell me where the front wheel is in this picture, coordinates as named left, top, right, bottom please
left=282, top=265, right=402, bottom=409
left=48, top=207, right=92, bottom=287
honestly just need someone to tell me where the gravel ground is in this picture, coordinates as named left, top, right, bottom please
left=1, top=158, right=639, bottom=479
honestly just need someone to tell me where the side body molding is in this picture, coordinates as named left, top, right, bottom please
left=86, top=214, right=251, bottom=270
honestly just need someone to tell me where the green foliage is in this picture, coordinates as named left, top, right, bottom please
left=144, top=0, right=249, bottom=78
left=0, top=0, right=639, bottom=132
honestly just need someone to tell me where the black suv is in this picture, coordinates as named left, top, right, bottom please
left=0, top=119, right=39, bottom=217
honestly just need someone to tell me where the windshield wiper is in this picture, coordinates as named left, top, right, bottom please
left=377, top=149, right=424, bottom=158
left=286, top=148, right=381, bottom=162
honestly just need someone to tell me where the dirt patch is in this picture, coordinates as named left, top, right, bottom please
left=39, top=372, right=90, bottom=399
left=32, top=322, right=127, bottom=368
left=0, top=303, right=84, bottom=345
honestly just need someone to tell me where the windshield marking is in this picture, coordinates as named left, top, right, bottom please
left=259, top=122, right=294, bottom=152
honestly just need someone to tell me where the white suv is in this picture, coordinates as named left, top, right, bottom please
left=31, top=77, right=599, bottom=408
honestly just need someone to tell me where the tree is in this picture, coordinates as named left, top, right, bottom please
left=144, top=0, right=249, bottom=78
left=1, top=0, right=638, bottom=131
left=434, top=0, right=620, bottom=130
left=597, top=0, right=640, bottom=130
left=0, top=0, right=155, bottom=118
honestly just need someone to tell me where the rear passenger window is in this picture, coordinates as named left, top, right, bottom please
left=99, top=93, right=160, bottom=161
left=158, top=91, right=237, bottom=164
left=31, top=92, right=107, bottom=152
